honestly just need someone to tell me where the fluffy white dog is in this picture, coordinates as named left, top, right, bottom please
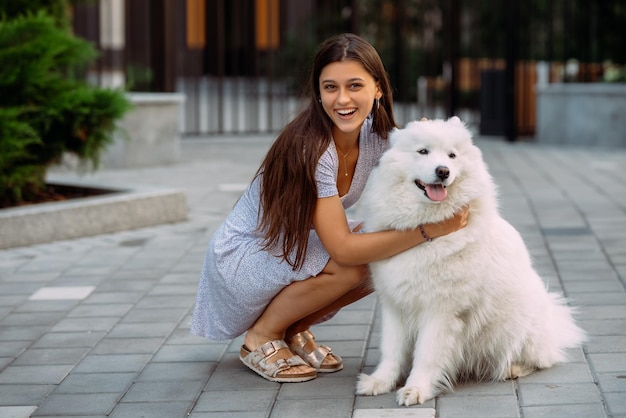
left=356, top=117, right=586, bottom=406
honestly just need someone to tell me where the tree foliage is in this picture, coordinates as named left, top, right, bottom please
left=0, top=3, right=131, bottom=207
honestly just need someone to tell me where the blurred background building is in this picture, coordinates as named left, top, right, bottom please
left=71, top=0, right=626, bottom=140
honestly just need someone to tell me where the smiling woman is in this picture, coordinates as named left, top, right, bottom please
left=190, top=33, right=469, bottom=384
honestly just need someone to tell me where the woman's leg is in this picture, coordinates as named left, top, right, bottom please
left=244, top=260, right=371, bottom=374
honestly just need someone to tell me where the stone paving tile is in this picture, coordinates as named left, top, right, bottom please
left=55, top=372, right=136, bottom=394
left=109, top=401, right=193, bottom=418
left=0, top=384, right=55, bottom=405
left=32, top=331, right=107, bottom=348
left=11, top=347, right=89, bottom=366
left=136, top=361, right=216, bottom=382
left=0, top=406, right=38, bottom=418
left=71, top=354, right=152, bottom=373
left=518, top=382, right=603, bottom=406
left=522, top=403, right=607, bottom=418
left=438, top=394, right=519, bottom=418
left=32, top=393, right=121, bottom=416
left=91, top=337, right=164, bottom=355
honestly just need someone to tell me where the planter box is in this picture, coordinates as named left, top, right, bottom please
left=535, top=83, right=626, bottom=147
left=102, top=92, right=186, bottom=168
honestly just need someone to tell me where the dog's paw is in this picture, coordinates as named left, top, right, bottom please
left=355, top=373, right=394, bottom=396
left=396, top=385, right=433, bottom=406
left=509, top=363, right=536, bottom=379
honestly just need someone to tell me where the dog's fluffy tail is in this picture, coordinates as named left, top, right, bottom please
left=523, top=292, right=587, bottom=368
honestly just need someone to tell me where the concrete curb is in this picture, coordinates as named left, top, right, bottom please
left=0, top=182, right=188, bottom=249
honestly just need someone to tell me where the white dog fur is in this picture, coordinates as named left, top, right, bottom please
left=356, top=117, right=586, bottom=406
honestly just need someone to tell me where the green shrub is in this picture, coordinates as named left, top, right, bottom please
left=0, top=8, right=131, bottom=207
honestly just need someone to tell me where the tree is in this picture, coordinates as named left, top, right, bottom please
left=0, top=1, right=131, bottom=206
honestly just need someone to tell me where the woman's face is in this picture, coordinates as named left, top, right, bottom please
left=319, top=60, right=382, bottom=142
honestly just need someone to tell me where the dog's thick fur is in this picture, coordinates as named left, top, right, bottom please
left=356, top=117, right=586, bottom=406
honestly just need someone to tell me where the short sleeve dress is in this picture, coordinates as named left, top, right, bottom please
left=190, top=118, right=389, bottom=340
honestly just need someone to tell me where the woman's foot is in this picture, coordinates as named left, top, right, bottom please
left=286, top=330, right=343, bottom=372
left=242, top=330, right=316, bottom=381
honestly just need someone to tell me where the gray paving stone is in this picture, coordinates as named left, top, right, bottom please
left=192, top=389, right=277, bottom=413
left=0, top=340, right=30, bottom=357
left=0, top=364, right=73, bottom=384
left=605, top=392, right=626, bottom=415
left=32, top=393, right=121, bottom=416
left=32, top=331, right=106, bottom=348
left=0, top=325, right=48, bottom=342
left=152, top=344, right=225, bottom=363
left=270, top=398, right=353, bottom=418
left=522, top=403, right=607, bottom=418
left=56, top=372, right=136, bottom=393
left=0, top=406, right=38, bottom=418
left=91, top=337, right=164, bottom=354
left=120, top=307, right=187, bottom=323
left=82, top=291, right=144, bottom=304
left=109, top=401, right=192, bottom=418
left=588, top=353, right=626, bottom=373
left=134, top=295, right=192, bottom=309
left=438, top=394, right=519, bottom=418
left=519, top=362, right=594, bottom=384
left=11, top=347, right=89, bottom=365
left=106, top=322, right=177, bottom=338
left=14, top=300, right=79, bottom=313
left=121, top=379, right=204, bottom=402
left=49, top=316, right=120, bottom=333
left=72, top=354, right=152, bottom=373
left=67, top=303, right=133, bottom=318
left=518, top=382, right=602, bottom=406
left=278, top=376, right=357, bottom=400
left=0, top=384, right=55, bottom=405
left=595, top=371, right=626, bottom=393
left=137, top=361, right=215, bottom=381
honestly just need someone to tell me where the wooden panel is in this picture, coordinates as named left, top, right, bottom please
left=255, top=0, right=279, bottom=50
left=186, top=0, right=206, bottom=49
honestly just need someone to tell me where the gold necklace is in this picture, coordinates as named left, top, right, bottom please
left=336, top=142, right=356, bottom=177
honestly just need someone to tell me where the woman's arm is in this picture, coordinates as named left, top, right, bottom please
left=313, top=195, right=468, bottom=266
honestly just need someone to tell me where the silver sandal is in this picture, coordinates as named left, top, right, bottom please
left=239, top=339, right=317, bottom=383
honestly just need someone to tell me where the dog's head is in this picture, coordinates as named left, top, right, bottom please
left=380, top=116, right=489, bottom=208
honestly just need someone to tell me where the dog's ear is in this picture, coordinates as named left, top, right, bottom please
left=448, top=116, right=462, bottom=125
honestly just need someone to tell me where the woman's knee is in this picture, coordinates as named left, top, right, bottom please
left=323, top=261, right=369, bottom=288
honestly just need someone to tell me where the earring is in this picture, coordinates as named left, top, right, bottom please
left=376, top=97, right=380, bottom=110
left=318, top=98, right=322, bottom=103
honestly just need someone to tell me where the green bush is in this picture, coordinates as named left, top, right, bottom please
left=0, top=7, right=131, bottom=207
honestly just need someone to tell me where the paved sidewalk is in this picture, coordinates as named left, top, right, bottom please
left=0, top=133, right=625, bottom=418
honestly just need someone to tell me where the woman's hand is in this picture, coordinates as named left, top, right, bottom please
left=422, top=205, right=469, bottom=240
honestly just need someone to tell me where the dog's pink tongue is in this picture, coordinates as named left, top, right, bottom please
left=426, top=184, right=447, bottom=201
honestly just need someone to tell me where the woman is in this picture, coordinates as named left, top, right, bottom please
left=191, top=33, right=468, bottom=383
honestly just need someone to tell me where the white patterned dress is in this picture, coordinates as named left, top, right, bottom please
left=190, top=118, right=388, bottom=340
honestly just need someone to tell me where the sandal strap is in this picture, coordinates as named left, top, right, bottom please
left=247, top=340, right=308, bottom=378
left=288, top=331, right=334, bottom=369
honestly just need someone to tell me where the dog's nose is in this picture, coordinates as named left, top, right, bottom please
left=436, top=166, right=450, bottom=181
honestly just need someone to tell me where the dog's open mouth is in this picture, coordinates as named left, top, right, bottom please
left=414, top=179, right=448, bottom=202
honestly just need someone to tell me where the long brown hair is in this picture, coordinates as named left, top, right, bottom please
left=256, top=33, right=397, bottom=270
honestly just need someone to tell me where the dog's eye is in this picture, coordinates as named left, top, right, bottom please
left=449, top=153, right=456, bottom=159
left=417, top=149, right=429, bottom=155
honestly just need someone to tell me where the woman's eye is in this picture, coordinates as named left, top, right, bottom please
left=418, top=149, right=429, bottom=155
left=323, top=85, right=336, bottom=91
left=350, top=83, right=363, bottom=89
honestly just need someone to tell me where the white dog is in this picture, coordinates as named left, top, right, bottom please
left=356, top=117, right=586, bottom=406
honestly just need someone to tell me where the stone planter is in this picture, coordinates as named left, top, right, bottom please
left=102, top=92, right=186, bottom=168
left=535, top=83, right=626, bottom=147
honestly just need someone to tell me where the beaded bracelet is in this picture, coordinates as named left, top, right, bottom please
left=418, top=224, right=432, bottom=242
